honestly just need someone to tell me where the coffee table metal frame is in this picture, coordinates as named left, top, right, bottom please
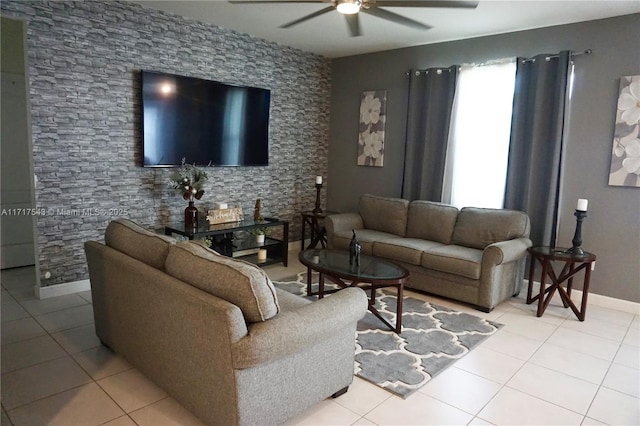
left=298, top=249, right=409, bottom=333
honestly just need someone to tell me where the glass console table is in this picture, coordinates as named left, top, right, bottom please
left=165, top=217, right=289, bottom=267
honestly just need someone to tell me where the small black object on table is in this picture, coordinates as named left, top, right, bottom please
left=526, top=246, right=596, bottom=321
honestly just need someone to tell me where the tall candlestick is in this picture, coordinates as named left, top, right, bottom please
left=312, top=182, right=323, bottom=214
left=567, top=209, right=587, bottom=256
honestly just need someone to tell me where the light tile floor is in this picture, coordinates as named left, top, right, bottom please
left=2, top=252, right=639, bottom=425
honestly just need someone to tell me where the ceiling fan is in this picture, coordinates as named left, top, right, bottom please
left=229, top=0, right=479, bottom=37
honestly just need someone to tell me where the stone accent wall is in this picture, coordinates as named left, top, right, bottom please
left=1, top=1, right=331, bottom=286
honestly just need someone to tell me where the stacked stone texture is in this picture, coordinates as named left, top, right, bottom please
left=1, top=0, right=331, bottom=286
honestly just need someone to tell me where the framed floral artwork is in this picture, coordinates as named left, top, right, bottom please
left=358, top=90, right=387, bottom=167
left=608, top=75, right=640, bottom=187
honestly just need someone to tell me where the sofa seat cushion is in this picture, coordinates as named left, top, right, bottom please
left=452, top=207, right=530, bottom=250
left=373, top=238, right=445, bottom=266
left=406, top=201, right=458, bottom=244
left=332, top=229, right=398, bottom=255
left=359, top=194, right=409, bottom=237
left=421, top=245, right=483, bottom=280
left=165, top=242, right=279, bottom=323
left=105, top=219, right=174, bottom=270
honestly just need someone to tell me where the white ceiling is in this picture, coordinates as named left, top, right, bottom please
left=131, top=1, right=640, bottom=58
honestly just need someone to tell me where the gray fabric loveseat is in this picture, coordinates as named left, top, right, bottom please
left=85, top=219, right=367, bottom=426
left=326, top=195, right=532, bottom=312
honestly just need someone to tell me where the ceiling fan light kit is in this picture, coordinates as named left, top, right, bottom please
left=230, top=0, right=479, bottom=37
left=336, top=0, right=362, bottom=15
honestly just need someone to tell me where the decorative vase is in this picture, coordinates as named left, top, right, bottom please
left=185, top=201, right=198, bottom=228
left=256, top=234, right=265, bottom=244
left=349, top=229, right=361, bottom=266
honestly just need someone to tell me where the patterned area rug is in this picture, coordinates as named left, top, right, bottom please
left=273, top=272, right=503, bottom=398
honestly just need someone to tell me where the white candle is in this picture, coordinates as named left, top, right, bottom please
left=576, top=198, right=588, bottom=211
left=316, top=176, right=323, bottom=185
left=257, top=249, right=267, bottom=261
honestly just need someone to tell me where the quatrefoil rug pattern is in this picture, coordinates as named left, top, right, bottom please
left=273, top=272, right=503, bottom=398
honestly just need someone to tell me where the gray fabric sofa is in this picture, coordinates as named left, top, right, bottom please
left=85, top=219, right=367, bottom=426
left=326, top=194, right=532, bottom=312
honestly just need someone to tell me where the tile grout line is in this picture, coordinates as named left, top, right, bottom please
left=495, top=309, right=637, bottom=424
left=580, top=315, right=639, bottom=421
left=2, top=283, right=137, bottom=425
left=2, top=293, right=93, bottom=412
left=6, top=262, right=293, bottom=424
left=4, top=265, right=638, bottom=425
left=462, top=310, right=590, bottom=423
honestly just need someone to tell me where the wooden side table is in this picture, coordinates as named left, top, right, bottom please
left=300, top=211, right=334, bottom=250
left=526, top=246, right=596, bottom=321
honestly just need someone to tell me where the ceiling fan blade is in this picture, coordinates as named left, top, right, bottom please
left=361, top=7, right=432, bottom=30
left=279, top=6, right=335, bottom=28
left=371, top=1, right=478, bottom=8
left=344, top=14, right=362, bottom=37
left=229, top=1, right=327, bottom=3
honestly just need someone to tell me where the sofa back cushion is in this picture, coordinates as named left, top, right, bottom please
left=165, top=242, right=279, bottom=323
left=452, top=207, right=530, bottom=249
left=406, top=201, right=458, bottom=244
left=358, top=194, right=409, bottom=237
left=105, top=219, right=174, bottom=270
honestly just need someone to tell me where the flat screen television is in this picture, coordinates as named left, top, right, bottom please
left=141, top=70, right=271, bottom=167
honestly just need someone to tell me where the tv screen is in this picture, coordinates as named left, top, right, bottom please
left=141, top=70, right=270, bottom=167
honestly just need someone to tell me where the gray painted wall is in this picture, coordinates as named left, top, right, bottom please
left=1, top=0, right=331, bottom=286
left=328, top=14, right=640, bottom=303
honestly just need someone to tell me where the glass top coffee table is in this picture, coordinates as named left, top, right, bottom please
left=299, top=249, right=409, bottom=333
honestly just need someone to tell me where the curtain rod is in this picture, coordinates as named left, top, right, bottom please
left=404, top=67, right=453, bottom=76
left=521, top=49, right=592, bottom=63
left=405, top=49, right=593, bottom=74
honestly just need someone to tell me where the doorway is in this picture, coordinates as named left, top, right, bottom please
left=1, top=16, right=37, bottom=270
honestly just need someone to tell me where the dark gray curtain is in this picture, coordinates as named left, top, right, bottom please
left=402, top=66, right=458, bottom=201
left=504, top=51, right=571, bottom=247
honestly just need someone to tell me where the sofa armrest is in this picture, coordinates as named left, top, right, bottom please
left=482, top=237, right=532, bottom=266
left=231, top=287, right=368, bottom=369
left=325, top=213, right=364, bottom=248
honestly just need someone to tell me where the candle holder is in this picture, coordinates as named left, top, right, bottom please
left=566, top=210, right=587, bottom=256
left=312, top=183, right=323, bottom=214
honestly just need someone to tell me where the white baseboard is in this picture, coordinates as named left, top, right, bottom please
left=35, top=243, right=304, bottom=299
left=289, top=240, right=303, bottom=252
left=587, top=291, right=640, bottom=315
left=38, top=260, right=639, bottom=316
left=37, top=279, right=90, bottom=299
left=36, top=242, right=305, bottom=300
left=524, top=280, right=640, bottom=315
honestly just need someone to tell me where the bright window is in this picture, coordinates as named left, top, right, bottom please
left=444, top=60, right=517, bottom=209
